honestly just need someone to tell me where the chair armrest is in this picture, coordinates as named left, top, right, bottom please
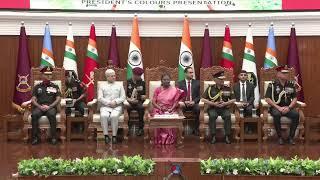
left=21, top=100, right=31, bottom=108
left=234, top=102, right=243, bottom=108
left=179, top=101, right=186, bottom=108
left=199, top=100, right=204, bottom=108
left=123, top=100, right=130, bottom=107
left=260, top=99, right=270, bottom=108
left=60, top=98, right=66, bottom=107
left=87, top=99, right=97, bottom=107
left=296, top=101, right=306, bottom=108
left=143, top=99, right=150, bottom=108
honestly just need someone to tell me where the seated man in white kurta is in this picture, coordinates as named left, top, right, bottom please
left=98, top=69, right=125, bottom=144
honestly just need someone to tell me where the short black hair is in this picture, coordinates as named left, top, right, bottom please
left=161, top=73, right=171, bottom=80
left=184, top=66, right=193, bottom=73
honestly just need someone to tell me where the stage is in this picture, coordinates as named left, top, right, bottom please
left=1, top=135, right=320, bottom=179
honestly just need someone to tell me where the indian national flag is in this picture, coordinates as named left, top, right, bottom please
left=242, top=24, right=260, bottom=107
left=127, top=15, right=143, bottom=80
left=63, top=22, right=78, bottom=75
left=220, top=24, right=234, bottom=69
left=264, top=24, right=278, bottom=68
left=178, top=15, right=195, bottom=81
left=40, top=23, right=55, bottom=67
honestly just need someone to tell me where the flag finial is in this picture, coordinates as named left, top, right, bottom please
left=112, top=22, right=115, bottom=27
left=248, top=22, right=252, bottom=27
left=46, top=22, right=49, bottom=25
left=205, top=23, right=209, bottom=28
left=270, top=22, right=274, bottom=26
left=91, top=22, right=94, bottom=25
left=184, top=14, right=188, bottom=18
left=68, top=22, right=72, bottom=26
left=134, top=13, right=138, bottom=17
left=21, top=21, right=25, bottom=26
left=291, top=22, right=295, bottom=27
left=226, top=24, right=229, bottom=27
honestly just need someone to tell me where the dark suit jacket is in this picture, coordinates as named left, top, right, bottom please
left=233, top=80, right=255, bottom=106
left=177, top=79, right=200, bottom=104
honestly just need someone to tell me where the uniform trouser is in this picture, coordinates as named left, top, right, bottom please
left=243, top=105, right=253, bottom=117
left=100, top=107, right=121, bottom=136
left=270, top=107, right=299, bottom=138
left=127, top=103, right=144, bottom=129
left=183, top=103, right=200, bottom=130
left=66, top=101, right=86, bottom=116
left=207, top=107, right=231, bottom=136
left=31, top=107, right=57, bottom=139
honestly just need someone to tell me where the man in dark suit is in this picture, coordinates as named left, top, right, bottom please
left=233, top=70, right=255, bottom=117
left=177, top=66, right=200, bottom=135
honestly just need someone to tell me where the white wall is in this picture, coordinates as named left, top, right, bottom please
left=0, top=11, right=319, bottom=37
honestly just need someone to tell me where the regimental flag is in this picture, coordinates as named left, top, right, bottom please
left=287, top=24, right=304, bottom=101
left=264, top=24, right=278, bottom=68
left=178, top=15, right=195, bottom=81
left=127, top=15, right=143, bottom=80
left=82, top=23, right=98, bottom=102
left=201, top=24, right=213, bottom=68
left=220, top=25, right=235, bottom=69
left=242, top=24, right=260, bottom=107
left=63, top=22, right=78, bottom=75
left=40, top=23, right=55, bottom=67
left=12, top=22, right=32, bottom=113
left=108, top=24, right=120, bottom=67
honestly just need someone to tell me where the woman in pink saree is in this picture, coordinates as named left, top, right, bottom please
left=151, top=74, right=184, bottom=145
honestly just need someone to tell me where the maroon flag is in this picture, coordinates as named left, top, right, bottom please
left=201, top=24, right=213, bottom=68
left=107, top=24, right=120, bottom=67
left=12, top=22, right=32, bottom=112
left=287, top=24, right=304, bottom=101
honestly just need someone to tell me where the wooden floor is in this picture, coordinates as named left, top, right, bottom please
left=1, top=136, right=320, bottom=179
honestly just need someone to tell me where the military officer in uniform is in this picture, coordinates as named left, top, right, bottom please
left=202, top=71, right=236, bottom=144
left=31, top=66, right=61, bottom=145
left=126, top=67, right=146, bottom=136
left=65, top=70, right=87, bottom=116
left=265, top=66, right=299, bottom=145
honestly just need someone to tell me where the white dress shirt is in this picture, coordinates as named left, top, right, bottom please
left=240, top=81, right=247, bottom=102
left=185, top=78, right=192, bottom=101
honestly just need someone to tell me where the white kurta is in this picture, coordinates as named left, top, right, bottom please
left=98, top=81, right=125, bottom=136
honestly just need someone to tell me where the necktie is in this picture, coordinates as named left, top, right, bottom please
left=242, top=83, right=247, bottom=102
left=187, top=81, right=191, bottom=101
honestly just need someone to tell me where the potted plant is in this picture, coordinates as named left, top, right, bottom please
left=201, top=156, right=320, bottom=179
left=14, top=155, right=155, bottom=179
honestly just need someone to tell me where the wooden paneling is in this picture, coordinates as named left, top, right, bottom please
left=0, top=35, right=319, bottom=116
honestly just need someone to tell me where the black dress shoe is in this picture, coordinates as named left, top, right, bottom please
left=50, top=138, right=57, bottom=145
left=105, top=135, right=111, bottom=144
left=31, top=138, right=40, bottom=145
left=225, top=136, right=231, bottom=144
left=136, top=129, right=144, bottom=136
left=278, top=137, right=284, bottom=145
left=210, top=136, right=216, bottom=144
left=288, top=138, right=296, bottom=145
left=112, top=136, right=117, bottom=144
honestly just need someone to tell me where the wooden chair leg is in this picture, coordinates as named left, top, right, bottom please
left=199, top=125, right=205, bottom=141
left=123, top=126, right=129, bottom=141
left=262, top=127, right=269, bottom=142
left=60, top=127, right=66, bottom=143
left=234, top=127, right=240, bottom=143
left=23, top=126, right=29, bottom=143
left=299, top=127, right=305, bottom=143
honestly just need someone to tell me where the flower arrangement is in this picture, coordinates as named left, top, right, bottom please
left=201, top=156, right=320, bottom=176
left=17, top=155, right=155, bottom=177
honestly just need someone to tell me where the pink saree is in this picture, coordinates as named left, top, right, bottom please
left=151, top=86, right=184, bottom=145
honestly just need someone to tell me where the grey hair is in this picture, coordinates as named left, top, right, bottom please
left=105, top=69, right=115, bottom=77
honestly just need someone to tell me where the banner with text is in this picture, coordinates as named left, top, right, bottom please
left=29, top=0, right=282, bottom=11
